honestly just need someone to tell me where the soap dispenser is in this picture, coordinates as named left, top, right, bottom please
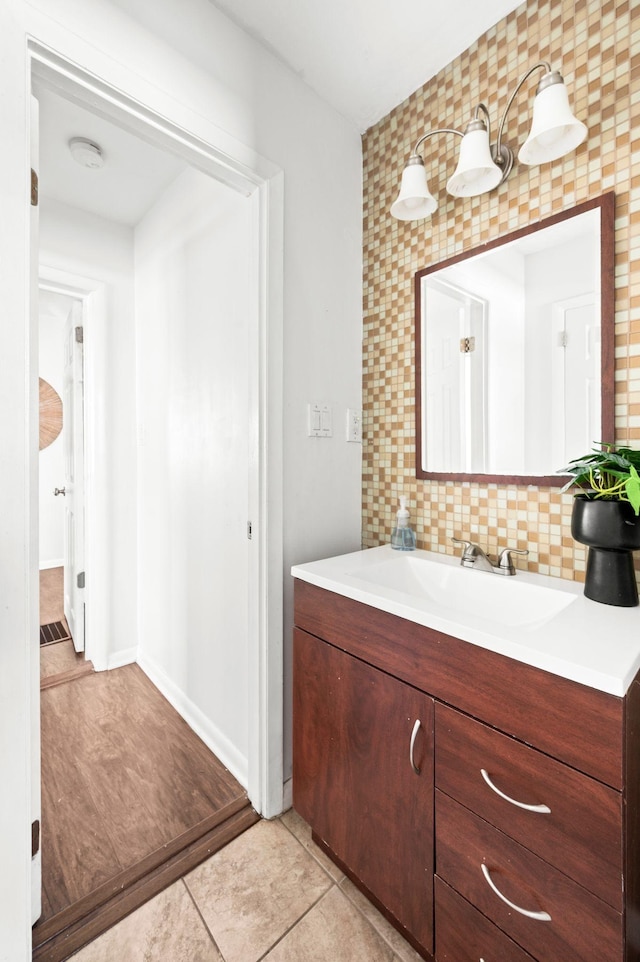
left=391, top=497, right=416, bottom=551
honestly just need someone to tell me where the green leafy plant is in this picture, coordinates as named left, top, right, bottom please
left=558, top=443, right=640, bottom=516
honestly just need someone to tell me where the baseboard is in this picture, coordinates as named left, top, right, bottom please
left=39, top=559, right=64, bottom=571
left=137, top=651, right=248, bottom=790
left=106, top=647, right=137, bottom=671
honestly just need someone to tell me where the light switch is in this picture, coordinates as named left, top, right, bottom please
left=307, top=402, right=332, bottom=437
left=320, top=404, right=332, bottom=437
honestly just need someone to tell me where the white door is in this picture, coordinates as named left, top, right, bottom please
left=423, top=279, right=487, bottom=473
left=30, top=94, right=42, bottom=927
left=550, top=293, right=600, bottom=465
left=62, top=302, right=85, bottom=652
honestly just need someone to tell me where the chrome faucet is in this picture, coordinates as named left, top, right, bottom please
left=451, top=537, right=528, bottom=576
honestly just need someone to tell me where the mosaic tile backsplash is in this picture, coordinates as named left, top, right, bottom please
left=362, top=0, right=639, bottom=582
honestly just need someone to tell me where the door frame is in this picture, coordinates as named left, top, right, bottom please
left=39, top=271, right=104, bottom=669
left=29, top=41, right=285, bottom=818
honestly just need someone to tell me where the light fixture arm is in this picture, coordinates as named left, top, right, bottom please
left=473, top=102, right=492, bottom=141
left=493, top=61, right=552, bottom=167
left=411, top=126, right=464, bottom=160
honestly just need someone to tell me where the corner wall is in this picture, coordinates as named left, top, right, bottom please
left=134, top=168, right=253, bottom=785
left=362, top=0, right=639, bottom=581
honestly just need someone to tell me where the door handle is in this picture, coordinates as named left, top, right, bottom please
left=409, top=719, right=421, bottom=774
left=54, top=487, right=66, bottom=496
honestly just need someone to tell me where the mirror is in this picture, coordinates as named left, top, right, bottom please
left=415, top=193, right=614, bottom=485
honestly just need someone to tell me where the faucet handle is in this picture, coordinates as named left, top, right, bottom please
left=452, top=537, right=478, bottom=564
left=497, top=546, right=529, bottom=575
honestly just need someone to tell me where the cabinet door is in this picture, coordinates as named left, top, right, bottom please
left=293, top=628, right=434, bottom=951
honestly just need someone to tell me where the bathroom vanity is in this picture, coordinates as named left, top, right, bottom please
left=291, top=546, right=640, bottom=962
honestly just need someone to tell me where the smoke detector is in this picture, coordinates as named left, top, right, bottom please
left=69, top=137, right=104, bottom=170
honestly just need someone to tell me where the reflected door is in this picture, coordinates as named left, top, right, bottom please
left=63, top=302, right=85, bottom=652
left=423, top=280, right=487, bottom=473
left=551, top=293, right=600, bottom=466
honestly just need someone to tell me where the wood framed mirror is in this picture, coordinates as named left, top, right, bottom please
left=415, top=192, right=615, bottom=485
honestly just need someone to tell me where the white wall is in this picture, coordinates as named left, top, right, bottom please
left=1, top=1, right=361, bottom=954
left=39, top=199, right=138, bottom=664
left=135, top=168, right=252, bottom=784
left=39, top=299, right=69, bottom=567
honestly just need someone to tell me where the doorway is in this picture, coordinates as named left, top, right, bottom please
left=30, top=37, right=284, bottom=816
left=38, top=288, right=84, bottom=657
left=29, top=38, right=284, bottom=958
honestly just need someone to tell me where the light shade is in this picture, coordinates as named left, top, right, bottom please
left=519, top=73, right=587, bottom=165
left=390, top=157, right=438, bottom=220
left=446, top=120, right=504, bottom=197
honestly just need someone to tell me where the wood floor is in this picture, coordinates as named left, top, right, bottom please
left=34, top=660, right=257, bottom=962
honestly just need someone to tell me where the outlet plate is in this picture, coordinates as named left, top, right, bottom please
left=346, top=408, right=362, bottom=443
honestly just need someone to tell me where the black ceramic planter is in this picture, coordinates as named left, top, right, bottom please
left=571, top=496, right=640, bottom=606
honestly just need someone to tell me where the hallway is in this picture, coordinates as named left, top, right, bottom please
left=39, top=568, right=91, bottom=688
left=36, top=571, right=256, bottom=961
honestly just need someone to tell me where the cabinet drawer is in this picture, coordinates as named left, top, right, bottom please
left=436, top=791, right=622, bottom=962
left=435, top=703, right=622, bottom=909
left=435, top=877, right=536, bottom=962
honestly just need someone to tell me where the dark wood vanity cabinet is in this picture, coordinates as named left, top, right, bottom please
left=293, top=578, right=640, bottom=962
left=293, top=626, right=435, bottom=951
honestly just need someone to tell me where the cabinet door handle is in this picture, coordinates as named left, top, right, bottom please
left=409, top=719, right=421, bottom=774
left=481, top=864, right=551, bottom=921
left=480, top=769, right=551, bottom=814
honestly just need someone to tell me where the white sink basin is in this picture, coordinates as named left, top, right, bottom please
left=352, top=553, right=577, bottom=628
left=292, top=544, right=640, bottom=696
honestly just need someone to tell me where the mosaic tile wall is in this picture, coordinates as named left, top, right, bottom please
left=362, top=0, right=639, bottom=582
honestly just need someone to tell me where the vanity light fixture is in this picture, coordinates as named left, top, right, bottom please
left=390, top=62, right=587, bottom=221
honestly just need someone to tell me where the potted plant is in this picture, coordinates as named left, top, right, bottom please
left=559, top=443, right=640, bottom=606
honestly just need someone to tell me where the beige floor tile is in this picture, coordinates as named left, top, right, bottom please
left=185, top=817, right=332, bottom=962
left=340, top=877, right=424, bottom=962
left=264, top=886, right=396, bottom=962
left=69, top=880, right=221, bottom=962
left=280, top=807, right=345, bottom=882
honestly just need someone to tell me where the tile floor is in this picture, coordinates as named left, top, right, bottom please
left=70, top=809, right=424, bottom=962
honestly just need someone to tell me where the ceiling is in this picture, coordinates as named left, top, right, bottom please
left=207, top=0, right=524, bottom=132
left=35, top=0, right=524, bottom=225
left=36, top=85, right=187, bottom=227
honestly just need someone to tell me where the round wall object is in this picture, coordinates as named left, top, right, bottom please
left=39, top=378, right=63, bottom=450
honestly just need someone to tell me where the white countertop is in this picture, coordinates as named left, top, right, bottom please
left=291, top=545, right=640, bottom=697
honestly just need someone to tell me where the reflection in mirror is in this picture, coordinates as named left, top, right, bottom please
left=415, top=193, right=614, bottom=485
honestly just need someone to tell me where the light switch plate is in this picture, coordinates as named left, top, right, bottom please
left=307, top=402, right=332, bottom=437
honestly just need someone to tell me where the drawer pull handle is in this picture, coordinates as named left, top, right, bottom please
left=481, top=864, right=552, bottom=921
left=410, top=719, right=421, bottom=774
left=481, top=769, right=551, bottom=814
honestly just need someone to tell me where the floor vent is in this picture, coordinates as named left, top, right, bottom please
left=40, top=621, right=71, bottom=646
